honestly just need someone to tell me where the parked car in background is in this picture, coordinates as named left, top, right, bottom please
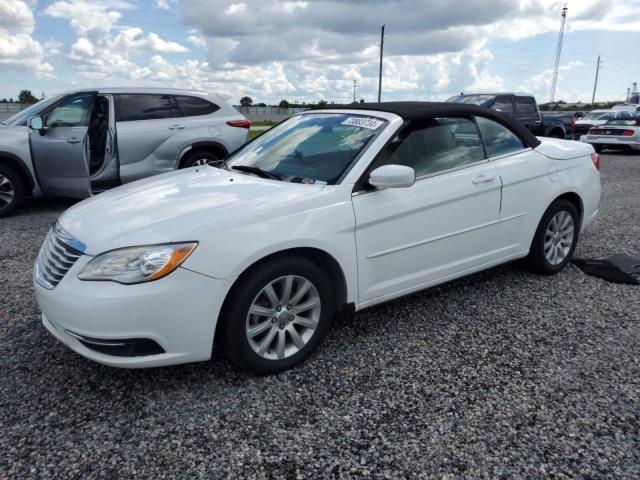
left=0, top=88, right=249, bottom=216
left=446, top=93, right=575, bottom=139
left=573, top=110, right=636, bottom=137
left=581, top=115, right=640, bottom=153
left=34, top=102, right=601, bottom=373
left=611, top=103, right=640, bottom=112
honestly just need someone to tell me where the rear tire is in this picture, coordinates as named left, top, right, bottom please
left=549, top=130, right=564, bottom=139
left=180, top=149, right=223, bottom=169
left=219, top=255, right=334, bottom=374
left=0, top=164, right=26, bottom=218
left=527, top=198, right=579, bottom=274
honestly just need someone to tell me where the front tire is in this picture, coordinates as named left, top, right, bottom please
left=527, top=198, right=579, bottom=274
left=220, top=255, right=334, bottom=374
left=0, top=164, right=26, bottom=218
left=180, top=149, right=223, bottom=169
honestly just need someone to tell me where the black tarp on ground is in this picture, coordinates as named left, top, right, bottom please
left=573, top=254, right=640, bottom=285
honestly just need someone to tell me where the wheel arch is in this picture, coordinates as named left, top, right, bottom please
left=555, top=191, right=584, bottom=227
left=547, top=127, right=565, bottom=139
left=177, top=141, right=229, bottom=167
left=0, top=152, right=35, bottom=192
left=215, top=246, right=351, bottom=341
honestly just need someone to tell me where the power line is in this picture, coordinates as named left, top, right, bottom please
left=377, top=25, right=384, bottom=103
left=591, top=54, right=602, bottom=106
left=550, top=4, right=568, bottom=103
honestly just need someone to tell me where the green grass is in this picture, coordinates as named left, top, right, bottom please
left=248, top=129, right=263, bottom=141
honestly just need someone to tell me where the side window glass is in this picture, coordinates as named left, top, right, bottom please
left=46, top=94, right=94, bottom=128
left=476, top=116, right=526, bottom=158
left=380, top=117, right=485, bottom=177
left=115, top=94, right=179, bottom=121
left=492, top=97, right=514, bottom=113
left=515, top=97, right=536, bottom=114
left=175, top=96, right=219, bottom=116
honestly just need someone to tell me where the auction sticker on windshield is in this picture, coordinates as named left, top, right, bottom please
left=341, top=117, right=384, bottom=130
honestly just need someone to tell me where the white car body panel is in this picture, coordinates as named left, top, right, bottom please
left=34, top=109, right=602, bottom=368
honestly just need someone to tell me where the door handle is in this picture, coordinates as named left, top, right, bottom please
left=472, top=175, right=496, bottom=184
left=169, top=125, right=185, bottom=130
left=66, top=137, right=81, bottom=144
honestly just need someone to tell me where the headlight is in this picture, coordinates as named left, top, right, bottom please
left=78, top=242, right=198, bottom=284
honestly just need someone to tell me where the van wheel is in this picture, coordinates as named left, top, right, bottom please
left=180, top=150, right=222, bottom=169
left=0, top=164, right=25, bottom=217
left=527, top=198, right=579, bottom=274
left=220, top=255, right=334, bottom=374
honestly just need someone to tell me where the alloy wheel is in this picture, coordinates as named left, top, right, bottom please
left=0, top=173, right=15, bottom=209
left=246, top=275, right=321, bottom=361
left=544, top=210, right=575, bottom=265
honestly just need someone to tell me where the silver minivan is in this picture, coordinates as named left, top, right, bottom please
left=0, top=87, right=249, bottom=216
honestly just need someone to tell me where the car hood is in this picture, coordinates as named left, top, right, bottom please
left=59, top=167, right=325, bottom=254
left=0, top=124, right=28, bottom=138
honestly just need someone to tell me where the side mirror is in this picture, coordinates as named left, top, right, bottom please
left=29, top=116, right=43, bottom=131
left=369, top=165, right=415, bottom=189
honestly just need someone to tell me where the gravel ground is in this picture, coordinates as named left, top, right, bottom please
left=1, top=153, right=639, bottom=479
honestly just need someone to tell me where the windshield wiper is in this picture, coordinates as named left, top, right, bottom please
left=231, top=165, right=281, bottom=180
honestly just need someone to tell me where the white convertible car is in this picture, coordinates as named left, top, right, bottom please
left=34, top=102, right=601, bottom=373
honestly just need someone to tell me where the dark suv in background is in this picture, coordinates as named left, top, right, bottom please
left=447, top=93, right=576, bottom=140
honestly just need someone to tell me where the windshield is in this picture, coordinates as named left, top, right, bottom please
left=581, top=111, right=609, bottom=120
left=224, top=113, right=387, bottom=185
left=2, top=95, right=64, bottom=126
left=446, top=95, right=495, bottom=107
left=605, top=118, right=640, bottom=126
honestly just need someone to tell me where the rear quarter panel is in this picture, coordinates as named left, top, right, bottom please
left=493, top=146, right=600, bottom=255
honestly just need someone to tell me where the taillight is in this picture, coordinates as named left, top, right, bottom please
left=591, top=152, right=600, bottom=171
left=570, top=117, right=576, bottom=132
left=621, top=129, right=635, bottom=136
left=227, top=119, right=251, bottom=129
left=587, top=128, right=596, bottom=135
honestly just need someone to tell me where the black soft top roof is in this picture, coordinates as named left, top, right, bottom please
left=317, top=101, right=541, bottom=148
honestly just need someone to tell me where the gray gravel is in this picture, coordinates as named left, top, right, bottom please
left=1, top=153, right=639, bottom=479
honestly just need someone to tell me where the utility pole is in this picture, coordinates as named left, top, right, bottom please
left=550, top=5, right=568, bottom=103
left=377, top=25, right=385, bottom=103
left=353, top=79, right=357, bottom=103
left=591, top=54, right=601, bottom=107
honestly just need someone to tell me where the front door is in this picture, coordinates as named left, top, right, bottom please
left=352, top=116, right=503, bottom=305
left=29, top=92, right=95, bottom=198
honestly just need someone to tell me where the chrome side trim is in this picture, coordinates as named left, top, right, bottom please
left=366, top=212, right=527, bottom=259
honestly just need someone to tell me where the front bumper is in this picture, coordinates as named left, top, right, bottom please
left=35, top=256, right=230, bottom=368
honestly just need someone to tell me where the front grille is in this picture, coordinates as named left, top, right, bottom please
left=35, top=223, right=85, bottom=289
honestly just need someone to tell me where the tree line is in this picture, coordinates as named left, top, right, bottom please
left=239, top=96, right=365, bottom=109
left=1, top=90, right=41, bottom=105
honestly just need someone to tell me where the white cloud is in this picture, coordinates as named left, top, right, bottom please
left=42, top=0, right=188, bottom=80
left=0, top=0, right=54, bottom=77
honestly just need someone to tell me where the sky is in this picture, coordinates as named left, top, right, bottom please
left=1, top=0, right=639, bottom=105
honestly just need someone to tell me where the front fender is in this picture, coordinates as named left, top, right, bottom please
left=182, top=192, right=359, bottom=304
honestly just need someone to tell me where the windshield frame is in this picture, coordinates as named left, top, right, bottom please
left=2, top=94, right=65, bottom=126
left=222, top=111, right=390, bottom=186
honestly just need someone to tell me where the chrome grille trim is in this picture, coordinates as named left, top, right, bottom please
left=35, top=223, right=85, bottom=290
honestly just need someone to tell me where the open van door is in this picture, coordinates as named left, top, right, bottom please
left=29, top=92, right=95, bottom=198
